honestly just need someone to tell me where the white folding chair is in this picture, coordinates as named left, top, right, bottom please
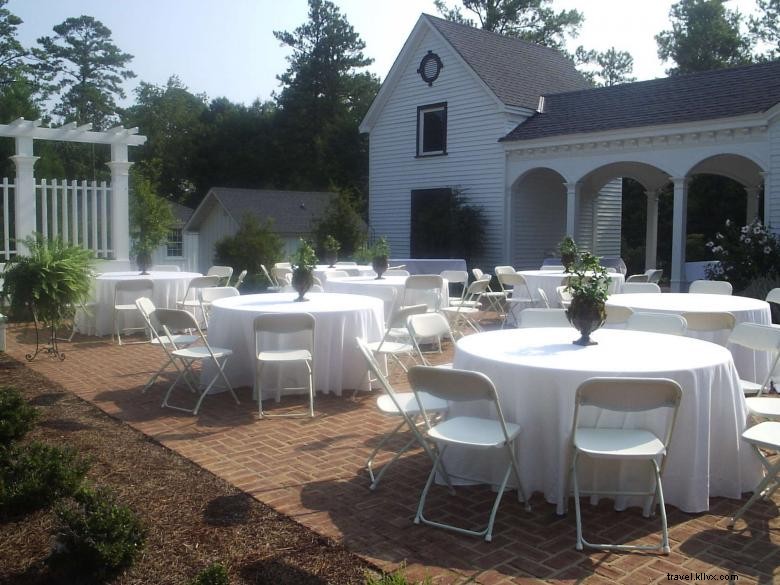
left=680, top=311, right=736, bottom=334
left=645, top=269, right=663, bottom=284
left=385, top=269, right=410, bottom=277
left=441, top=278, right=490, bottom=336
left=498, top=272, right=534, bottom=328
left=177, top=275, right=220, bottom=326
left=688, top=280, right=732, bottom=295
left=367, top=304, right=427, bottom=375
left=728, top=421, right=780, bottom=527
left=620, top=282, right=662, bottom=294
left=135, top=297, right=198, bottom=393
left=207, top=265, right=234, bottom=286
left=440, top=270, right=468, bottom=307
left=537, top=288, right=551, bottom=308
left=626, top=312, right=687, bottom=336
left=356, top=338, right=450, bottom=491
left=335, top=261, right=357, bottom=266
left=402, top=275, right=444, bottom=313
left=254, top=312, right=316, bottom=418
left=200, top=286, right=240, bottom=323
left=150, top=264, right=180, bottom=272
left=112, top=279, right=154, bottom=345
left=728, top=324, right=780, bottom=416
left=766, top=288, right=780, bottom=305
left=271, top=266, right=293, bottom=286
left=569, top=377, right=682, bottom=554
left=604, top=304, right=633, bottom=326
left=625, top=274, right=649, bottom=283
left=260, top=264, right=282, bottom=292
left=518, top=308, right=570, bottom=328
left=406, top=312, right=453, bottom=366
left=274, top=262, right=292, bottom=269
left=320, top=269, right=349, bottom=280
left=556, top=285, right=573, bottom=308
left=409, top=366, right=530, bottom=542
left=234, top=269, right=248, bottom=288
left=155, top=308, right=239, bottom=415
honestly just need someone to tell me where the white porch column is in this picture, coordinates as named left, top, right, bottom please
left=746, top=185, right=761, bottom=221
left=107, top=143, right=132, bottom=261
left=670, top=177, right=688, bottom=292
left=564, top=181, right=580, bottom=238
left=644, top=189, right=659, bottom=270
left=10, top=135, right=39, bottom=247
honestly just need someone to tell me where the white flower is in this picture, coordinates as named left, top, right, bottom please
left=725, top=219, right=732, bottom=227
left=716, top=232, right=724, bottom=240
left=753, top=226, right=762, bottom=235
left=741, top=226, right=749, bottom=234
left=744, top=237, right=752, bottom=244
left=712, top=246, right=723, bottom=253
left=765, top=246, right=772, bottom=254
left=706, top=241, right=714, bottom=248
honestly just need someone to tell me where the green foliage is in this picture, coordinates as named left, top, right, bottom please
left=130, top=176, right=175, bottom=263
left=566, top=252, right=610, bottom=304
left=31, top=15, right=135, bottom=129
left=2, top=235, right=93, bottom=327
left=739, top=274, right=780, bottom=300
left=0, top=387, right=37, bottom=446
left=0, top=0, right=27, bottom=87
left=214, top=216, right=283, bottom=289
left=557, top=236, right=578, bottom=257
left=323, top=234, right=341, bottom=253
left=434, top=0, right=583, bottom=51
left=313, top=192, right=366, bottom=257
left=749, top=0, right=780, bottom=61
left=575, top=46, right=636, bottom=87
left=371, top=236, right=390, bottom=259
left=705, top=218, right=780, bottom=291
left=0, top=441, right=89, bottom=516
left=291, top=239, right=318, bottom=271
left=190, top=562, right=230, bottom=585
left=655, top=0, right=752, bottom=75
left=51, top=485, right=146, bottom=578
left=365, top=569, right=432, bottom=585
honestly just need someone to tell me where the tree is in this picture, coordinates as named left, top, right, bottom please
left=655, top=0, right=752, bottom=75
left=272, top=0, right=379, bottom=201
left=214, top=216, right=284, bottom=291
left=749, top=0, right=780, bottom=61
left=129, top=175, right=174, bottom=271
left=575, top=46, right=636, bottom=87
left=312, top=192, right=366, bottom=257
left=0, top=0, right=26, bottom=87
left=434, top=0, right=583, bottom=51
left=32, top=15, right=135, bottom=129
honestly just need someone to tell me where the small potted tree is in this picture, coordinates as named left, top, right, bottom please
left=323, top=234, right=341, bottom=268
left=558, top=236, right=579, bottom=273
left=291, top=239, right=318, bottom=302
left=565, top=252, right=609, bottom=346
left=130, top=179, right=174, bottom=275
left=371, top=236, right=390, bottom=280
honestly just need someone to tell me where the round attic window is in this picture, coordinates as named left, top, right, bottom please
left=417, top=51, right=443, bottom=86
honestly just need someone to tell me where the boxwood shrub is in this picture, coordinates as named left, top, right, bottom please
left=0, top=387, right=38, bottom=445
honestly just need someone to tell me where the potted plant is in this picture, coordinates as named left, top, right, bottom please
left=371, top=236, right=391, bottom=280
left=323, top=234, right=341, bottom=268
left=558, top=236, right=579, bottom=272
left=291, top=239, right=318, bottom=302
left=130, top=178, right=174, bottom=275
left=565, top=252, right=609, bottom=346
left=1, top=235, right=94, bottom=359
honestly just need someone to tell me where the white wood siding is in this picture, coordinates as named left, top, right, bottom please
left=592, top=179, right=622, bottom=257
left=367, top=28, right=525, bottom=268
left=510, top=170, right=565, bottom=269
left=194, top=202, right=239, bottom=274
left=769, top=118, right=780, bottom=232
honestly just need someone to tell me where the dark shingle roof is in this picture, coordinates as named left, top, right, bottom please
left=190, top=188, right=336, bottom=234
left=169, top=201, right=193, bottom=225
left=502, top=60, right=780, bottom=142
left=424, top=14, right=590, bottom=110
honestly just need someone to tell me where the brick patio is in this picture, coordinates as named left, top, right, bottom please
left=4, top=323, right=780, bottom=584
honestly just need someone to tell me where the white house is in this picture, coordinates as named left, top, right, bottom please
left=361, top=14, right=780, bottom=290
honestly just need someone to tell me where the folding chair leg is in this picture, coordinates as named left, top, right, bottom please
left=367, top=419, right=410, bottom=489
left=729, top=446, right=780, bottom=527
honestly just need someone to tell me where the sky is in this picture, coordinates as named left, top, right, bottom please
left=8, top=0, right=764, bottom=108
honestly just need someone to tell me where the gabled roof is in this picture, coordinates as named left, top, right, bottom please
left=502, top=60, right=780, bottom=142
left=424, top=15, right=590, bottom=110
left=185, top=188, right=337, bottom=234
left=169, top=201, right=193, bottom=225
left=360, top=14, right=589, bottom=132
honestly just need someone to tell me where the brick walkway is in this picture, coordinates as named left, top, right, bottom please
left=4, top=323, right=780, bottom=584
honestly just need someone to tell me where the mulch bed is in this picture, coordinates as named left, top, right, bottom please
left=0, top=352, right=375, bottom=584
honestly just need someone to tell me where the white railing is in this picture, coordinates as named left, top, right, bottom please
left=0, top=177, right=113, bottom=260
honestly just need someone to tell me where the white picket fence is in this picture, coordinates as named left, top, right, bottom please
left=0, top=177, right=113, bottom=260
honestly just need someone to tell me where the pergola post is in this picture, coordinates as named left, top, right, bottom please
left=644, top=189, right=659, bottom=270
left=670, top=177, right=688, bottom=292
left=107, top=143, right=132, bottom=261
left=10, top=135, right=39, bottom=246
left=564, top=181, right=580, bottom=238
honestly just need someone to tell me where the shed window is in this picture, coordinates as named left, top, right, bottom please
left=417, top=103, right=447, bottom=156
left=166, top=228, right=183, bottom=258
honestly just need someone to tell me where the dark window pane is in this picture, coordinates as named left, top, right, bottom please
left=422, top=109, right=445, bottom=152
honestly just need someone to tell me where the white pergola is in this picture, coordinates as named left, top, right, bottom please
left=0, top=117, right=147, bottom=261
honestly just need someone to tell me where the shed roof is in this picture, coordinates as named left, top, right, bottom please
left=185, top=188, right=337, bottom=234
left=169, top=201, right=194, bottom=225
left=502, top=60, right=780, bottom=142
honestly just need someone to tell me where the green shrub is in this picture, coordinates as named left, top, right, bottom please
left=706, top=218, right=780, bottom=291
left=51, top=485, right=146, bottom=578
left=0, top=441, right=88, bottom=515
left=190, top=562, right=230, bottom=585
left=214, top=216, right=284, bottom=291
left=0, top=387, right=38, bottom=445
left=365, top=569, right=432, bottom=585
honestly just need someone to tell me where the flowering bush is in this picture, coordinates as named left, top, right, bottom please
left=705, top=218, right=780, bottom=291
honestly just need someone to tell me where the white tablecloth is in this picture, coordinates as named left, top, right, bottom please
left=519, top=270, right=625, bottom=305
left=322, top=275, right=448, bottom=315
left=606, top=293, right=772, bottom=382
left=450, top=328, right=759, bottom=513
left=205, top=292, right=384, bottom=396
left=78, top=271, right=201, bottom=336
left=313, top=264, right=375, bottom=281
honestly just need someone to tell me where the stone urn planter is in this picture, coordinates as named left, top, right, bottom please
left=372, top=255, right=388, bottom=280
left=566, top=295, right=606, bottom=346
left=292, top=268, right=313, bottom=302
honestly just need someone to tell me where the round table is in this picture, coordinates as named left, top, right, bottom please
left=519, top=270, right=624, bottom=305
left=323, top=275, right=448, bottom=315
left=450, top=328, right=759, bottom=514
left=606, top=293, right=772, bottom=381
left=313, top=264, right=375, bottom=281
left=205, top=292, right=384, bottom=396
left=78, top=271, right=202, bottom=336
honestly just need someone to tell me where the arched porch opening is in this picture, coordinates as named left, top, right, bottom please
left=509, top=167, right=566, bottom=269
